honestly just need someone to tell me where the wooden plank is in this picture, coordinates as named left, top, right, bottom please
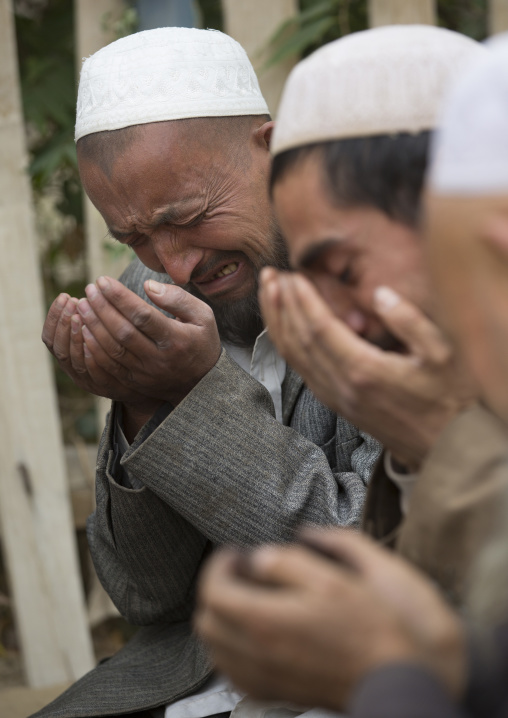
left=75, top=0, right=134, bottom=286
left=0, top=0, right=94, bottom=687
left=369, top=0, right=436, bottom=27
left=489, top=0, right=508, bottom=34
left=223, top=0, right=298, bottom=116
left=75, top=0, right=134, bottom=429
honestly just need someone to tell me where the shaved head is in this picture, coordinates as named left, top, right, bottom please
left=77, top=115, right=270, bottom=178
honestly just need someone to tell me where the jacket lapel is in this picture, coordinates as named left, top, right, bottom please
left=281, top=366, right=304, bottom=425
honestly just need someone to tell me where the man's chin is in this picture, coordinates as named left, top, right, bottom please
left=186, top=281, right=263, bottom=349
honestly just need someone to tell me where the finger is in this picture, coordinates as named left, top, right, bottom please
left=144, top=279, right=214, bottom=326
left=246, top=543, right=353, bottom=593
left=93, top=277, right=187, bottom=346
left=79, top=292, right=152, bottom=364
left=283, top=274, right=362, bottom=369
left=81, top=324, right=133, bottom=381
left=198, top=549, right=308, bottom=627
left=259, top=271, right=285, bottom=347
left=82, top=333, right=123, bottom=393
left=298, top=527, right=435, bottom=609
left=52, top=297, right=78, bottom=363
left=42, top=293, right=70, bottom=349
left=373, top=287, right=451, bottom=364
left=69, top=314, right=87, bottom=375
left=197, top=549, right=243, bottom=608
left=297, top=527, right=385, bottom=575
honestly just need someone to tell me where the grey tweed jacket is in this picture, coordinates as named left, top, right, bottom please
left=32, top=259, right=381, bottom=718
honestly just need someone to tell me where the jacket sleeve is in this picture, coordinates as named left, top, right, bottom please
left=87, top=260, right=381, bottom=625
left=349, top=664, right=466, bottom=718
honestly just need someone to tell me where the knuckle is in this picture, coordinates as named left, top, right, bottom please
left=131, top=306, right=153, bottom=329
left=116, top=323, right=135, bottom=344
left=432, top=343, right=452, bottom=365
left=349, top=364, right=374, bottom=391
left=110, top=343, right=127, bottom=360
left=53, top=347, right=69, bottom=363
left=201, top=303, right=215, bottom=324
left=309, top=316, right=333, bottom=344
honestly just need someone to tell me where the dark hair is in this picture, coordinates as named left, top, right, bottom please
left=270, top=132, right=431, bottom=227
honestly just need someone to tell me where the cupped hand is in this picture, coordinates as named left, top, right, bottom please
left=195, top=529, right=466, bottom=711
left=74, top=276, right=222, bottom=408
left=42, top=292, right=157, bottom=412
left=259, top=268, right=476, bottom=470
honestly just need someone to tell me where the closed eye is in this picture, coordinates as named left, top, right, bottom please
left=179, top=211, right=207, bottom=228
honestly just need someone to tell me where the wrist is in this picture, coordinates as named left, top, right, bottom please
left=121, top=399, right=164, bottom=443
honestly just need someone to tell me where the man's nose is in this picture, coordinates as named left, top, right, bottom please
left=155, top=243, right=205, bottom=286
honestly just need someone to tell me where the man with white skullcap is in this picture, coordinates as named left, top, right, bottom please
left=36, top=27, right=379, bottom=718
left=255, top=24, right=506, bottom=606
left=196, top=34, right=508, bottom=718
left=427, top=35, right=508, bottom=426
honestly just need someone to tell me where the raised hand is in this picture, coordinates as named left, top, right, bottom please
left=259, top=268, right=475, bottom=470
left=74, top=276, right=221, bottom=408
left=42, top=278, right=222, bottom=437
left=42, top=292, right=153, bottom=410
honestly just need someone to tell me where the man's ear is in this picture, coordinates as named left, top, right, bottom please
left=253, top=121, right=275, bottom=151
left=481, top=213, right=508, bottom=265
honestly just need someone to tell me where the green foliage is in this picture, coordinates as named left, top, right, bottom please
left=198, top=0, right=223, bottom=30
left=265, top=0, right=368, bottom=68
left=16, top=0, right=82, bottom=290
left=102, top=5, right=139, bottom=39
left=438, top=0, right=487, bottom=40
left=15, top=0, right=94, bottom=440
left=266, top=0, right=488, bottom=69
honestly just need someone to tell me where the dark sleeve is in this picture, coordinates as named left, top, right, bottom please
left=463, top=623, right=508, bottom=718
left=349, top=664, right=467, bottom=718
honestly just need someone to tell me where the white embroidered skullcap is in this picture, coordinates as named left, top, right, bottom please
left=271, top=25, right=484, bottom=156
left=429, top=34, right=508, bottom=195
left=75, top=27, right=269, bottom=141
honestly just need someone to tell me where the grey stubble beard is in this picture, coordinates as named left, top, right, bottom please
left=187, top=221, right=289, bottom=348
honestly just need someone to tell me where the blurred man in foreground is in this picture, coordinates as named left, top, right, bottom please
left=197, top=36, right=508, bottom=718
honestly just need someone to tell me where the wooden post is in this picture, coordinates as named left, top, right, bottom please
left=75, top=0, right=133, bottom=287
left=74, top=0, right=126, bottom=623
left=0, top=0, right=94, bottom=687
left=75, top=0, right=134, bottom=435
left=489, top=0, right=508, bottom=34
left=223, top=0, right=298, bottom=116
left=369, top=0, right=436, bottom=27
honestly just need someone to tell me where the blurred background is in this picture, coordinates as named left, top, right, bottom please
left=0, top=0, right=504, bottom=715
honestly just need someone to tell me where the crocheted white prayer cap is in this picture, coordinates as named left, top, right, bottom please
left=75, top=27, right=269, bottom=141
left=429, top=34, right=508, bottom=195
left=271, top=25, right=484, bottom=156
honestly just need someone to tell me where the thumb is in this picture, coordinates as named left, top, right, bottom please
left=373, top=286, right=451, bottom=364
left=145, top=280, right=212, bottom=324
